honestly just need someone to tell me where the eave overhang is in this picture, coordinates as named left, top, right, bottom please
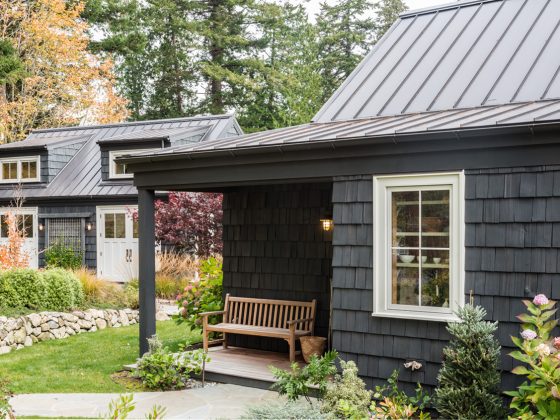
left=122, top=122, right=560, bottom=191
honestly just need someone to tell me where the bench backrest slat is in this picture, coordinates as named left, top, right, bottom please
left=223, top=294, right=316, bottom=332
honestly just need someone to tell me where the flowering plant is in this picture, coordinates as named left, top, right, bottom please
left=506, top=295, right=560, bottom=418
left=175, top=257, right=223, bottom=332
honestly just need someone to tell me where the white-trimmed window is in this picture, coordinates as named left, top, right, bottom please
left=373, top=172, right=464, bottom=322
left=0, top=156, right=40, bottom=183
left=109, top=150, right=152, bottom=179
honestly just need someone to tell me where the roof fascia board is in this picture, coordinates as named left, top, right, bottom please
left=122, top=122, right=560, bottom=170
left=131, top=139, right=560, bottom=191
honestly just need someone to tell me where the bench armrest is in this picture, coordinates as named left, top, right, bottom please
left=287, top=317, right=314, bottom=326
left=199, top=310, right=226, bottom=317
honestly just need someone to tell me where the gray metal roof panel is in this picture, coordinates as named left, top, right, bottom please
left=0, top=134, right=91, bottom=151
left=132, top=100, right=560, bottom=159
left=0, top=114, right=239, bottom=200
left=313, top=0, right=560, bottom=123
left=97, top=125, right=211, bottom=143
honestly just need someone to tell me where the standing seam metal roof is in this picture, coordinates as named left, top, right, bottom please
left=129, top=99, right=560, bottom=157
left=313, top=0, right=560, bottom=123
left=0, top=115, right=240, bottom=200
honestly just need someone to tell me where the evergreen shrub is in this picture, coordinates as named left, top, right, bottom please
left=435, top=304, right=504, bottom=419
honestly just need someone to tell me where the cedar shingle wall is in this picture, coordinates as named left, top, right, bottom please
left=332, top=168, right=560, bottom=392
left=222, top=183, right=333, bottom=353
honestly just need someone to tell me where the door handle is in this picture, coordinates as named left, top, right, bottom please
left=125, top=249, right=130, bottom=262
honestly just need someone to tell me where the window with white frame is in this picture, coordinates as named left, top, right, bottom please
left=109, top=150, right=152, bottom=179
left=0, top=157, right=40, bottom=183
left=373, top=173, right=464, bottom=322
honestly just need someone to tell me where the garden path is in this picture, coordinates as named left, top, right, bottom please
left=9, top=383, right=279, bottom=419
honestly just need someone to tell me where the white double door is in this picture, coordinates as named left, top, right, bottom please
left=0, top=207, right=38, bottom=268
left=97, top=206, right=138, bottom=282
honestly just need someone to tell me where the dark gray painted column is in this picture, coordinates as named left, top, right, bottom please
left=138, top=188, right=156, bottom=356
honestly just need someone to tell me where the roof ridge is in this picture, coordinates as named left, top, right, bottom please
left=400, top=0, right=502, bottom=18
left=32, top=114, right=234, bottom=134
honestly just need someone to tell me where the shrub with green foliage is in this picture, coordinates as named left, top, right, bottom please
left=271, top=350, right=338, bottom=403
left=321, top=359, right=372, bottom=419
left=176, top=257, right=223, bottom=331
left=42, top=268, right=84, bottom=311
left=506, top=294, right=560, bottom=419
left=243, top=401, right=323, bottom=419
left=371, top=370, right=431, bottom=419
left=44, top=242, right=83, bottom=270
left=0, top=272, right=21, bottom=309
left=5, top=269, right=46, bottom=309
left=435, top=304, right=504, bottom=419
left=136, top=335, right=210, bottom=390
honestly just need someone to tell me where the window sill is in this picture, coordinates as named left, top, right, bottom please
left=371, top=310, right=460, bottom=323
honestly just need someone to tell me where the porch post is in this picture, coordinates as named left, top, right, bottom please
left=138, top=188, right=156, bottom=357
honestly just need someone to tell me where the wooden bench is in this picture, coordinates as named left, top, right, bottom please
left=200, top=294, right=317, bottom=362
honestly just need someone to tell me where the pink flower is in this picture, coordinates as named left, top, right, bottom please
left=533, top=294, right=549, bottom=306
left=180, top=307, right=187, bottom=317
left=182, top=300, right=188, bottom=307
left=554, top=337, right=560, bottom=350
left=521, top=329, right=537, bottom=340
left=176, top=294, right=182, bottom=301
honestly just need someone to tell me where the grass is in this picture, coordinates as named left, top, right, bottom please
left=0, top=321, right=201, bottom=394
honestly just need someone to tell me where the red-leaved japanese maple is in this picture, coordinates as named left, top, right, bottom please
left=131, top=192, right=223, bottom=258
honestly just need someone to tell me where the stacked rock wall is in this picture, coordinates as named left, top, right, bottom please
left=0, top=308, right=139, bottom=354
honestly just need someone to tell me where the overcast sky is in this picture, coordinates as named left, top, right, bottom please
left=304, top=0, right=452, bottom=17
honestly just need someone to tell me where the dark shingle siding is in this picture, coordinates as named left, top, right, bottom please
left=331, top=168, right=560, bottom=391
left=222, top=183, right=332, bottom=353
left=47, top=141, right=86, bottom=181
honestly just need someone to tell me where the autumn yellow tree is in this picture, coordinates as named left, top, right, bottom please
left=0, top=0, right=128, bottom=142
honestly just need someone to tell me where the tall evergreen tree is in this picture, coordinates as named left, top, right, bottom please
left=239, top=1, right=323, bottom=132
left=315, top=0, right=375, bottom=102
left=373, top=0, right=408, bottom=42
left=435, top=304, right=505, bottom=419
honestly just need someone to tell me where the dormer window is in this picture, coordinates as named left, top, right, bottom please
left=109, top=150, right=151, bottom=179
left=0, top=157, right=39, bottom=183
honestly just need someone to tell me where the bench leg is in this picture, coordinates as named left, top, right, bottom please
left=223, top=333, right=228, bottom=349
left=288, top=336, right=296, bottom=362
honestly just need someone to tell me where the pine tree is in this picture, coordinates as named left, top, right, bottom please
left=316, top=0, right=376, bottom=102
left=435, top=304, right=505, bottom=419
left=372, top=0, right=408, bottom=43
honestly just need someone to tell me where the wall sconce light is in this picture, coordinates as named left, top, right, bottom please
left=38, top=223, right=44, bottom=232
left=320, top=218, right=333, bottom=232
left=86, top=222, right=93, bottom=231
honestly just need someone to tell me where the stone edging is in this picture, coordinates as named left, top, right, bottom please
left=0, top=308, right=139, bottom=355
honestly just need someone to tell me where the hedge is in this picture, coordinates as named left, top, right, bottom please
left=0, top=268, right=84, bottom=312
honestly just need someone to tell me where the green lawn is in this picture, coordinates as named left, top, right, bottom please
left=0, top=321, right=200, bottom=394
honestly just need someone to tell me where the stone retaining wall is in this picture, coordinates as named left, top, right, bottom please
left=0, top=308, right=139, bottom=354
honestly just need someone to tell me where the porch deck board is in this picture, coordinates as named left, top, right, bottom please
left=204, top=346, right=303, bottom=383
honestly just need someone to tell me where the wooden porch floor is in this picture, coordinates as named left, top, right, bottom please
left=200, top=346, right=305, bottom=388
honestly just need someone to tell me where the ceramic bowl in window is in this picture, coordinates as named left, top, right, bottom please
left=433, top=257, right=441, bottom=264
left=418, top=256, right=428, bottom=263
left=398, top=254, right=415, bottom=263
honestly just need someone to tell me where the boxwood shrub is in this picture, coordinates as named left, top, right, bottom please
left=0, top=268, right=84, bottom=312
left=42, top=268, right=84, bottom=311
left=3, top=269, right=46, bottom=309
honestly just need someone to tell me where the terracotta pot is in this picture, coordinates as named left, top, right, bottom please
left=300, top=336, right=327, bottom=363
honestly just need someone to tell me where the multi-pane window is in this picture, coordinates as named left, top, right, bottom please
left=373, top=173, right=464, bottom=321
left=104, top=213, right=126, bottom=238
left=0, top=157, right=40, bottom=183
left=109, top=150, right=153, bottom=179
left=0, top=214, right=34, bottom=238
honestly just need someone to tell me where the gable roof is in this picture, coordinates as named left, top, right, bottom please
left=0, top=114, right=240, bottom=200
left=314, top=0, right=560, bottom=122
